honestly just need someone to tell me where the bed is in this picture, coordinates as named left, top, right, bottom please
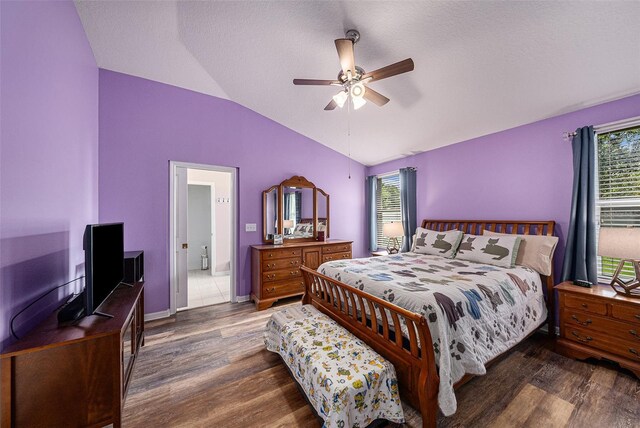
left=300, top=219, right=556, bottom=428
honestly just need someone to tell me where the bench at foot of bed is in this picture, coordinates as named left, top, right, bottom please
left=265, top=305, right=405, bottom=428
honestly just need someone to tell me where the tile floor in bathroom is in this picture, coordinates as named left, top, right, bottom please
left=186, top=269, right=231, bottom=309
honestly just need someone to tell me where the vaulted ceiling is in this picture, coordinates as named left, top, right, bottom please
left=75, top=1, right=640, bottom=166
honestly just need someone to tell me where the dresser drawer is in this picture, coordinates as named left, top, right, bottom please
left=564, top=309, right=640, bottom=343
left=611, top=304, right=640, bottom=325
left=262, top=268, right=301, bottom=283
left=263, top=258, right=301, bottom=271
left=564, top=294, right=607, bottom=316
left=322, top=243, right=352, bottom=254
left=564, top=325, right=640, bottom=362
left=322, top=252, right=352, bottom=263
left=262, top=278, right=305, bottom=297
left=261, top=248, right=302, bottom=260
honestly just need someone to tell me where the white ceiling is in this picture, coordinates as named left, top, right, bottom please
left=75, top=1, right=640, bottom=166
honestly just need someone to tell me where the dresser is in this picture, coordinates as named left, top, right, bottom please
left=556, top=281, right=640, bottom=378
left=251, top=240, right=352, bottom=310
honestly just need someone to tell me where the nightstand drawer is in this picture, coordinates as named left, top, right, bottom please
left=564, top=294, right=607, bottom=315
left=564, top=325, right=640, bottom=362
left=612, top=304, right=640, bottom=325
left=564, top=309, right=640, bottom=343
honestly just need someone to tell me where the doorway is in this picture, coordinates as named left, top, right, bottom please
left=169, top=162, right=237, bottom=313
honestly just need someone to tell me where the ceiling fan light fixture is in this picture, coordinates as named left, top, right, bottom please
left=352, top=95, right=367, bottom=110
left=332, top=90, right=348, bottom=108
left=350, top=82, right=365, bottom=98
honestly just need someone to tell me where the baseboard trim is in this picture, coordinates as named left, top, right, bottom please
left=145, top=309, right=171, bottom=322
left=236, top=295, right=250, bottom=303
left=213, top=271, right=231, bottom=277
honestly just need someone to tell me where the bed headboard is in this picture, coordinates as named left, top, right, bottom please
left=420, top=219, right=557, bottom=335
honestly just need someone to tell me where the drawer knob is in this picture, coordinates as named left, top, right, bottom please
left=290, top=271, right=296, bottom=275
left=630, top=348, right=639, bottom=358
left=267, top=274, right=275, bottom=279
left=581, top=303, right=588, bottom=308
left=571, top=331, right=593, bottom=343
left=630, top=330, right=639, bottom=338
left=636, top=314, right=640, bottom=320
left=268, top=253, right=274, bottom=258
left=342, top=254, right=349, bottom=258
left=571, top=315, right=592, bottom=326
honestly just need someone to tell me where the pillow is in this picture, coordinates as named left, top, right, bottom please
left=455, top=234, right=521, bottom=268
left=413, top=227, right=463, bottom=258
left=483, top=231, right=559, bottom=276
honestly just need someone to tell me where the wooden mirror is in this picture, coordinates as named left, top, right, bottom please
left=262, top=175, right=330, bottom=243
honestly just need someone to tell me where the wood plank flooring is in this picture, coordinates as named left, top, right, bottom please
left=123, top=299, right=640, bottom=428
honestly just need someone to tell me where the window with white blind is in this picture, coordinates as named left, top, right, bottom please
left=596, top=123, right=640, bottom=281
left=375, top=172, right=401, bottom=250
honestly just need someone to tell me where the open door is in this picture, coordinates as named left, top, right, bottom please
left=175, top=165, right=189, bottom=309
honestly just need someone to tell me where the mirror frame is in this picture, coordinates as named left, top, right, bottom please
left=262, top=185, right=279, bottom=243
left=261, top=175, right=330, bottom=243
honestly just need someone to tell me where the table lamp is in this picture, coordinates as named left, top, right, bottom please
left=283, top=219, right=294, bottom=234
left=598, top=227, right=640, bottom=297
left=383, top=222, right=404, bottom=254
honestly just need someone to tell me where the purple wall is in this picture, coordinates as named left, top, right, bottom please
left=367, top=93, right=640, bottom=280
left=0, top=1, right=98, bottom=349
left=98, top=70, right=366, bottom=314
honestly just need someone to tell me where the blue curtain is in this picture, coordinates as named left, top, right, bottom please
left=295, top=191, right=302, bottom=223
left=365, top=176, right=377, bottom=251
left=283, top=193, right=290, bottom=221
left=561, top=126, right=598, bottom=284
left=399, top=167, right=417, bottom=252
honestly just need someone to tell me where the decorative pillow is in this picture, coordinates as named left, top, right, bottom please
left=455, top=234, right=522, bottom=268
left=413, top=227, right=463, bottom=258
left=484, top=231, right=558, bottom=276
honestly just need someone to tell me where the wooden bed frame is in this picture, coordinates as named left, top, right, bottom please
left=300, top=219, right=556, bottom=428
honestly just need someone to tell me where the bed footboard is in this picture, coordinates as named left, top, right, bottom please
left=300, top=266, right=439, bottom=428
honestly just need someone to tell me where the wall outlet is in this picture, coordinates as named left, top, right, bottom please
left=245, top=223, right=257, bottom=232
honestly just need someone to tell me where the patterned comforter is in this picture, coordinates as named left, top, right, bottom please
left=318, top=252, right=547, bottom=416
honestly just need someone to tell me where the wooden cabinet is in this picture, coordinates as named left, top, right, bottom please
left=1, top=282, right=145, bottom=427
left=251, top=240, right=352, bottom=310
left=556, top=282, right=640, bottom=378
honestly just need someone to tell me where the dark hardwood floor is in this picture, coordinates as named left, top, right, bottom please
left=123, top=299, right=640, bottom=428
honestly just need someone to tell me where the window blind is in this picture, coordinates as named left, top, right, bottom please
left=596, top=125, right=640, bottom=280
left=375, top=172, right=401, bottom=250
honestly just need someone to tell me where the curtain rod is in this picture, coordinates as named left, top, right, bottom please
left=562, top=115, right=640, bottom=140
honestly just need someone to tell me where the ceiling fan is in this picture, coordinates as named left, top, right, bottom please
left=293, top=29, right=414, bottom=111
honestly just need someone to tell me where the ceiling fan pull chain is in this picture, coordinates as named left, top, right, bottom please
left=347, top=98, right=351, bottom=179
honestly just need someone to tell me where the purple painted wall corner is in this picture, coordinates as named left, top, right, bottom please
left=367, top=93, right=640, bottom=281
left=98, top=70, right=367, bottom=314
left=0, top=1, right=98, bottom=348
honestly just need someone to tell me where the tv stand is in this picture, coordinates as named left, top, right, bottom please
left=1, top=282, right=145, bottom=427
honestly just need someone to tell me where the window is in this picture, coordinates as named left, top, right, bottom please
left=596, top=123, right=640, bottom=281
left=375, top=172, right=401, bottom=250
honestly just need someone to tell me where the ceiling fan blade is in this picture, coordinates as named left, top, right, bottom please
left=335, top=38, right=356, bottom=76
left=363, top=87, right=390, bottom=107
left=293, top=79, right=341, bottom=86
left=324, top=99, right=338, bottom=111
left=362, top=58, right=414, bottom=82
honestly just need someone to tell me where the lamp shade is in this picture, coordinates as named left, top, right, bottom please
left=383, top=222, right=404, bottom=238
left=598, top=227, right=640, bottom=259
left=283, top=220, right=294, bottom=229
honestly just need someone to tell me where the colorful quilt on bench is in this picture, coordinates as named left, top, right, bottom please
left=265, top=305, right=405, bottom=428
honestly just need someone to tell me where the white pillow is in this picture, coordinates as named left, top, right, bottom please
left=413, top=227, right=463, bottom=258
left=484, top=231, right=558, bottom=275
left=455, top=234, right=522, bottom=268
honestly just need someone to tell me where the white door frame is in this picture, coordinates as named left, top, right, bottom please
left=170, top=161, right=237, bottom=315
left=188, top=180, right=216, bottom=276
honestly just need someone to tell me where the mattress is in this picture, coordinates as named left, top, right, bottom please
left=318, top=252, right=547, bottom=416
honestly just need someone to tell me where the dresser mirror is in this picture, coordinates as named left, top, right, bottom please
left=261, top=175, right=330, bottom=243
left=262, top=185, right=279, bottom=242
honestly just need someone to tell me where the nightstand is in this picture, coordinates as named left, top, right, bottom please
left=555, top=281, right=640, bottom=378
left=371, top=250, right=389, bottom=257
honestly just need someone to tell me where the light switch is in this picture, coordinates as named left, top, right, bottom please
left=246, top=223, right=257, bottom=232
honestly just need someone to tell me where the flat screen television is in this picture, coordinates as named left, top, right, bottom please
left=84, top=222, right=124, bottom=315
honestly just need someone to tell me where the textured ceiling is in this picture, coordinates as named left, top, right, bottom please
left=75, top=1, right=640, bottom=166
